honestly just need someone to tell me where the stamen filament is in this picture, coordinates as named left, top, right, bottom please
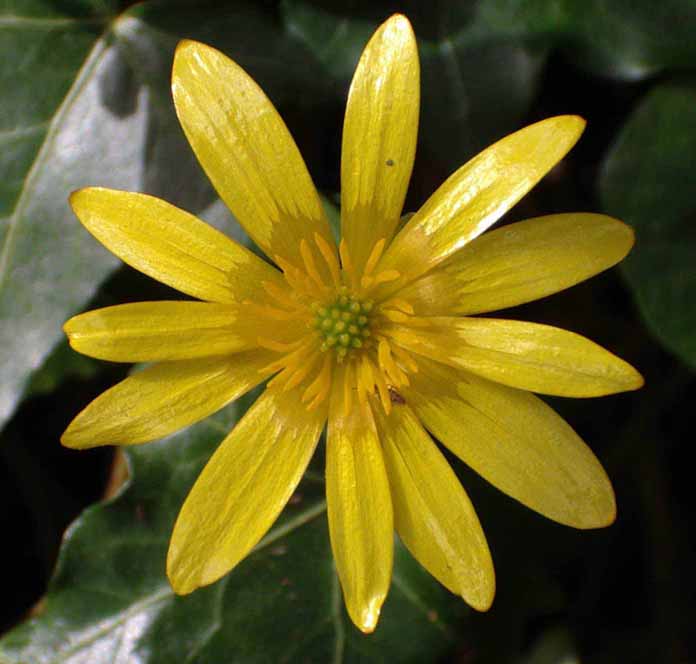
left=380, top=298, right=414, bottom=315
left=373, top=269, right=400, bottom=285
left=373, top=368, right=392, bottom=415
left=314, top=232, right=341, bottom=286
left=339, top=239, right=356, bottom=290
left=302, top=352, right=332, bottom=404
left=363, top=238, right=386, bottom=276
left=262, top=280, right=302, bottom=311
left=300, top=239, right=328, bottom=291
left=257, top=337, right=303, bottom=352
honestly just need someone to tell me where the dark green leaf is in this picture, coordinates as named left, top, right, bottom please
left=472, top=0, right=696, bottom=79
left=600, top=81, right=696, bottom=368
left=24, top=340, right=101, bottom=397
left=0, top=392, right=464, bottom=662
left=0, top=0, right=329, bottom=428
left=0, top=2, right=141, bottom=425
left=281, top=0, right=547, bottom=180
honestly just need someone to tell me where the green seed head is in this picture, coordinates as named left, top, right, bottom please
left=313, top=293, right=373, bottom=360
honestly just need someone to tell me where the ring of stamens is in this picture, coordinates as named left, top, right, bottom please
left=254, top=233, right=422, bottom=415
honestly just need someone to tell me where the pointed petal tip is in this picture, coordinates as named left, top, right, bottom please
left=68, top=187, right=97, bottom=214
left=166, top=551, right=196, bottom=596
left=628, top=368, right=645, bottom=390
left=174, top=38, right=200, bottom=58
left=68, top=188, right=84, bottom=208
left=566, top=476, right=617, bottom=530
left=172, top=39, right=214, bottom=86
left=456, top=552, right=496, bottom=613
left=467, top=587, right=496, bottom=613
left=60, top=423, right=99, bottom=450
left=353, top=596, right=384, bottom=634
left=612, top=362, right=645, bottom=394
left=167, top=574, right=196, bottom=597
left=535, top=114, right=586, bottom=145
left=379, top=14, right=416, bottom=51
left=576, top=504, right=617, bottom=530
left=557, top=113, right=586, bottom=131
left=59, top=428, right=78, bottom=449
left=384, top=13, right=414, bottom=33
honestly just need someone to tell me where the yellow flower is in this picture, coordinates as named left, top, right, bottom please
left=62, top=15, right=643, bottom=633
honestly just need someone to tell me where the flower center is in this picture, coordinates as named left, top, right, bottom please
left=313, top=289, right=373, bottom=360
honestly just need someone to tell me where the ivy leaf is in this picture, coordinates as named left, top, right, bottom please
left=600, top=81, right=696, bottom=369
left=0, top=0, right=328, bottom=428
left=0, top=393, right=465, bottom=662
left=472, top=0, right=696, bottom=79
left=0, top=1, right=131, bottom=425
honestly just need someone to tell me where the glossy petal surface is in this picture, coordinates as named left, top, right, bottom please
left=168, top=387, right=326, bottom=594
left=375, top=404, right=495, bottom=610
left=172, top=40, right=334, bottom=268
left=65, top=301, right=251, bottom=362
left=70, top=188, right=280, bottom=304
left=391, top=317, right=643, bottom=397
left=326, top=375, right=393, bottom=633
left=379, top=116, right=585, bottom=293
left=61, top=350, right=274, bottom=449
left=400, top=213, right=634, bottom=315
left=341, top=14, right=419, bottom=271
left=405, top=358, right=616, bottom=528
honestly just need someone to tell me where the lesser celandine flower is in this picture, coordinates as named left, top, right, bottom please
left=62, top=14, right=643, bottom=632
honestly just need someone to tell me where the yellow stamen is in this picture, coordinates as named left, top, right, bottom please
left=373, top=368, right=392, bottom=415
left=339, top=238, right=356, bottom=290
left=274, top=254, right=318, bottom=298
left=360, top=275, right=374, bottom=290
left=283, top=353, right=321, bottom=391
left=390, top=343, right=419, bottom=373
left=373, top=269, right=400, bottom=285
left=377, top=338, right=408, bottom=386
left=363, top=238, right=386, bottom=276
left=380, top=298, right=414, bottom=315
left=257, top=337, right=303, bottom=352
left=302, top=352, right=332, bottom=404
left=300, top=239, right=328, bottom=291
left=259, top=339, right=314, bottom=377
left=262, top=280, right=301, bottom=311
left=382, top=309, right=411, bottom=323
left=314, top=232, right=341, bottom=286
left=244, top=301, right=304, bottom=321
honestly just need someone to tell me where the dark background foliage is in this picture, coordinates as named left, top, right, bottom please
left=1, top=0, right=694, bottom=662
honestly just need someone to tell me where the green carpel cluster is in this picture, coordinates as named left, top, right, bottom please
left=312, top=290, right=373, bottom=360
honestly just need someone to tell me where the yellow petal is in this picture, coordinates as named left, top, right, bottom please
left=65, top=301, right=252, bottom=362
left=400, top=213, right=635, bottom=315
left=373, top=404, right=495, bottom=610
left=341, top=14, right=419, bottom=272
left=61, top=350, right=275, bottom=449
left=326, top=371, right=393, bottom=633
left=404, top=357, right=616, bottom=528
left=70, top=188, right=280, bottom=304
left=168, top=386, right=327, bottom=594
left=172, top=40, right=334, bottom=268
left=378, top=116, right=586, bottom=294
left=391, top=316, right=643, bottom=397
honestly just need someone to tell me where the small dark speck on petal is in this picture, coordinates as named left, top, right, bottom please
left=386, top=159, right=395, bottom=167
